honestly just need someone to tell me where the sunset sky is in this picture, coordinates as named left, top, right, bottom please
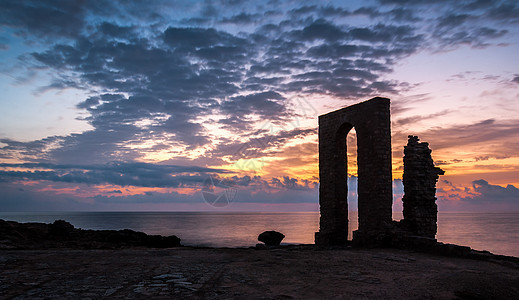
left=1, top=0, right=518, bottom=212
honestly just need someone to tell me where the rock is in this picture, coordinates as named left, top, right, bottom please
left=0, top=219, right=182, bottom=249
left=258, top=231, right=285, bottom=246
left=144, top=234, right=181, bottom=248
left=49, top=220, right=75, bottom=238
left=255, top=243, right=267, bottom=250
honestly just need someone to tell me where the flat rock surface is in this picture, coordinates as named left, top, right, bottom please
left=1, top=246, right=518, bottom=299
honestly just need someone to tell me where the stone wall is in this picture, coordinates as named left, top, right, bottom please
left=401, top=136, right=445, bottom=239
left=315, top=97, right=393, bottom=246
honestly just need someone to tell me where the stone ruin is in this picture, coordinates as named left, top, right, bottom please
left=401, top=136, right=445, bottom=239
left=315, top=97, right=392, bottom=246
left=315, top=97, right=444, bottom=246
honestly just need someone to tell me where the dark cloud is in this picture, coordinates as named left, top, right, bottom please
left=1, top=0, right=517, bottom=204
left=434, top=26, right=508, bottom=49
left=0, top=136, right=64, bottom=162
left=425, top=2, right=516, bottom=50
left=220, top=12, right=260, bottom=24
left=298, top=20, right=346, bottom=42
left=221, top=91, right=287, bottom=120
left=180, top=17, right=212, bottom=25
left=462, top=0, right=494, bottom=11
left=0, top=0, right=87, bottom=38
left=13, top=7, right=427, bottom=165
left=219, top=0, right=248, bottom=6
left=349, top=24, right=418, bottom=43
left=97, top=22, right=135, bottom=39
left=210, top=127, right=316, bottom=160
left=271, top=176, right=315, bottom=190
left=388, top=8, right=421, bottom=22
left=289, top=5, right=318, bottom=16
left=91, top=190, right=194, bottom=204
left=414, top=118, right=519, bottom=151
left=394, top=110, right=451, bottom=126
left=436, top=14, right=472, bottom=29
left=164, top=27, right=239, bottom=48
left=398, top=118, right=519, bottom=164
left=487, top=2, right=519, bottom=23
left=201, top=1, right=219, bottom=17
left=377, top=0, right=450, bottom=4
left=0, top=162, right=231, bottom=187
left=512, top=75, right=519, bottom=84
left=467, top=179, right=519, bottom=204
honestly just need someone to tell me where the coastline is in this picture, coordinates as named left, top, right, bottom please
left=2, top=211, right=518, bottom=257
left=1, top=219, right=519, bottom=299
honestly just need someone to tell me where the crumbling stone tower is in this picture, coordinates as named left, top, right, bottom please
left=401, top=136, right=445, bottom=238
left=315, top=97, right=393, bottom=246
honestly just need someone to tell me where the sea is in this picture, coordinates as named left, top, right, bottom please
left=1, top=211, right=517, bottom=257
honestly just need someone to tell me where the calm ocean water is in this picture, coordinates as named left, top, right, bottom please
left=1, top=211, right=517, bottom=257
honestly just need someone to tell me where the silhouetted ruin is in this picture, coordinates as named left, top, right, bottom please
left=315, top=97, right=393, bottom=246
left=401, top=136, right=445, bottom=238
left=315, top=97, right=444, bottom=247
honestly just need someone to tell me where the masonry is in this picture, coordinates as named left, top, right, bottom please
left=315, top=97, right=445, bottom=246
left=315, top=97, right=393, bottom=245
left=401, top=136, right=445, bottom=239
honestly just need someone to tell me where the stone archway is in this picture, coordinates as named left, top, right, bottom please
left=315, top=97, right=393, bottom=246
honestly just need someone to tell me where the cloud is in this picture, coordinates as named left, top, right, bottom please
left=220, top=12, right=260, bottom=24
left=0, top=161, right=319, bottom=196
left=438, top=179, right=519, bottom=208
left=487, top=2, right=519, bottom=23
left=10, top=7, right=424, bottom=164
left=402, top=118, right=519, bottom=159
left=1, top=1, right=518, bottom=211
left=394, top=110, right=451, bottom=126
left=213, top=127, right=316, bottom=161
left=436, top=14, right=472, bottom=29
left=470, top=179, right=519, bottom=203
left=164, top=27, right=243, bottom=48
left=220, top=91, right=288, bottom=121
left=0, top=166, right=321, bottom=211
left=296, top=20, right=346, bottom=42
left=0, top=0, right=87, bottom=38
left=0, top=162, right=231, bottom=187
left=97, top=22, right=135, bottom=39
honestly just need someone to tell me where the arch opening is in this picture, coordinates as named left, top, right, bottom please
left=315, top=97, right=393, bottom=246
left=347, top=128, right=358, bottom=240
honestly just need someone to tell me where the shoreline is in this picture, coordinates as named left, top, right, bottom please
left=2, top=218, right=518, bottom=260
left=2, top=219, right=519, bottom=298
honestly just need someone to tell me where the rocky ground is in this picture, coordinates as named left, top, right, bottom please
left=0, top=219, right=181, bottom=249
left=1, top=219, right=518, bottom=299
left=1, top=246, right=518, bottom=299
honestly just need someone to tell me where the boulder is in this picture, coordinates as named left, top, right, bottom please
left=49, top=220, right=75, bottom=238
left=258, top=231, right=285, bottom=246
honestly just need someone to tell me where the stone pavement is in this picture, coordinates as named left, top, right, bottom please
left=1, top=246, right=518, bottom=299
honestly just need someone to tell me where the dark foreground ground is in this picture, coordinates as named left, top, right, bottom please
left=1, top=246, right=518, bottom=299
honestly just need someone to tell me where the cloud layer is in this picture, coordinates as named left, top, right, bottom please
left=2, top=1, right=516, bottom=164
left=1, top=0, right=518, bottom=210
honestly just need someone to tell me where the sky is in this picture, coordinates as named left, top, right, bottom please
left=0, top=0, right=518, bottom=212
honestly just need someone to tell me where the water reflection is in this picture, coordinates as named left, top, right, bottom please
left=0, top=211, right=517, bottom=256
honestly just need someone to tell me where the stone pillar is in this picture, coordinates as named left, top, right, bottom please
left=401, top=136, right=445, bottom=239
left=315, top=97, right=393, bottom=246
